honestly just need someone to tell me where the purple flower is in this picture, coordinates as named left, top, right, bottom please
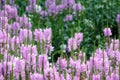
left=103, top=28, right=112, bottom=36
left=110, top=39, right=119, bottom=50
left=9, top=0, right=14, bottom=5
left=0, top=17, right=8, bottom=25
left=4, top=5, right=11, bottom=13
left=111, top=73, right=119, bottom=80
left=29, top=0, right=36, bottom=6
left=24, top=21, right=32, bottom=29
left=45, top=44, right=54, bottom=54
left=10, top=7, right=18, bottom=18
left=14, top=59, right=25, bottom=79
left=31, top=54, right=36, bottom=71
left=2, top=29, right=8, bottom=43
left=116, top=14, right=120, bottom=23
left=45, top=0, right=58, bottom=15
left=19, top=29, right=27, bottom=42
left=47, top=2, right=58, bottom=15
left=0, top=63, right=2, bottom=76
left=30, top=73, right=43, bottom=80
left=62, top=0, right=75, bottom=8
left=64, top=14, right=73, bottom=22
left=75, top=63, right=86, bottom=75
left=32, top=45, right=38, bottom=54
left=74, top=76, right=80, bottom=80
left=0, top=30, right=4, bottom=43
left=66, top=73, right=72, bottom=80
left=67, top=0, right=75, bottom=7
left=5, top=5, right=18, bottom=19
left=69, top=57, right=76, bottom=68
left=45, top=0, right=55, bottom=9
left=67, top=38, right=77, bottom=52
left=58, top=58, right=67, bottom=69
left=74, top=33, right=83, bottom=45
left=43, top=28, right=52, bottom=43
left=0, top=75, right=4, bottom=80
left=38, top=54, right=49, bottom=69
left=7, top=62, right=13, bottom=76
left=26, top=5, right=33, bottom=12
left=21, top=45, right=31, bottom=62
left=11, top=36, right=20, bottom=51
left=19, top=29, right=32, bottom=43
left=56, top=4, right=65, bottom=12
left=12, top=22, right=20, bottom=34
left=0, top=10, right=8, bottom=17
left=26, top=0, right=36, bottom=12
left=73, top=2, right=82, bottom=12
left=92, top=74, right=100, bottom=80
left=21, top=14, right=32, bottom=29
left=40, top=10, right=48, bottom=17
left=34, top=29, right=44, bottom=42
left=116, top=50, right=120, bottom=62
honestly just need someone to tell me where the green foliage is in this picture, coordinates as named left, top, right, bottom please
left=0, top=54, right=3, bottom=60
left=14, top=0, right=120, bottom=58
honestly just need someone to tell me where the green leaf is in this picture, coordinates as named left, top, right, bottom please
left=0, top=54, right=3, bottom=60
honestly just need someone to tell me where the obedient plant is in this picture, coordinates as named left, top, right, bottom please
left=103, top=28, right=112, bottom=37
left=67, top=32, right=83, bottom=52
left=0, top=1, right=120, bottom=80
left=116, top=14, right=120, bottom=24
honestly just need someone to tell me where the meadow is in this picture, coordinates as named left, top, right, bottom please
left=0, top=0, right=120, bottom=80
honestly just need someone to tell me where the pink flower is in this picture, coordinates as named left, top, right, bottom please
left=0, top=30, right=4, bottom=43
left=103, top=28, right=112, bottom=36
left=11, top=36, right=20, bottom=51
left=116, top=14, right=120, bottom=23
left=0, top=17, right=8, bottom=26
left=12, top=22, right=20, bottom=34
left=19, top=29, right=28, bottom=42
left=32, top=45, right=38, bottom=54
left=92, top=74, right=100, bottom=80
left=34, top=29, right=44, bottom=42
left=38, top=54, right=49, bottom=69
left=0, top=75, right=4, bottom=80
left=4, top=5, right=11, bottom=14
left=40, top=10, right=48, bottom=17
left=73, top=2, right=82, bottom=12
left=110, top=39, right=119, bottom=50
left=58, top=58, right=67, bottom=69
left=14, top=59, right=25, bottom=73
left=44, top=68, right=54, bottom=80
left=67, top=0, right=75, bottom=6
left=30, top=73, right=43, bottom=80
left=67, top=38, right=77, bottom=52
left=70, top=57, right=76, bottom=68
left=29, top=0, right=36, bottom=6
left=74, top=33, right=83, bottom=45
left=43, top=28, right=52, bottom=43
left=64, top=14, right=73, bottom=22
left=0, top=63, right=3, bottom=76
left=5, top=5, right=18, bottom=19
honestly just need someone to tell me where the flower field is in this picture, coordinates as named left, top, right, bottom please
left=0, top=0, right=120, bottom=80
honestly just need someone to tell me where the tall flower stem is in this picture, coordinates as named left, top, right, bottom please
left=118, top=24, right=120, bottom=50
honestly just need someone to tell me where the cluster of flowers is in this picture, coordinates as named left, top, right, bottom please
left=67, top=33, right=83, bottom=52
left=0, top=5, right=32, bottom=33
left=1, top=16, right=120, bottom=80
left=26, top=0, right=82, bottom=22
left=0, top=4, right=54, bottom=80
left=1, top=1, right=120, bottom=80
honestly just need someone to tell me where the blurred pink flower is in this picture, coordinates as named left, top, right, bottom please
left=103, top=28, right=112, bottom=36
